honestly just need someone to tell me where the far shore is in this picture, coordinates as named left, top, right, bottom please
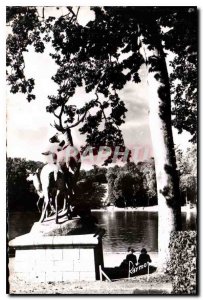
left=92, top=205, right=197, bottom=213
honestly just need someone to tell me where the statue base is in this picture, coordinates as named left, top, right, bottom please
left=9, top=229, right=104, bottom=283
left=30, top=209, right=100, bottom=236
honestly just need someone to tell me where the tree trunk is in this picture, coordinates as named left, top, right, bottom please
left=140, top=25, right=182, bottom=271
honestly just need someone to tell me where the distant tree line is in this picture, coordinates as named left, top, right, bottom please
left=71, top=165, right=107, bottom=209
left=105, top=145, right=197, bottom=208
left=7, top=145, right=196, bottom=211
left=106, top=159, right=157, bottom=208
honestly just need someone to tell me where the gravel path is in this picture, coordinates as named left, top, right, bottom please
left=9, top=272, right=172, bottom=294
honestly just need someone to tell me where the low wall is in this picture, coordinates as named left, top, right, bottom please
left=9, top=233, right=104, bottom=283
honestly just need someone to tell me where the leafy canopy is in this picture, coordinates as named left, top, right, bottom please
left=7, top=6, right=197, bottom=149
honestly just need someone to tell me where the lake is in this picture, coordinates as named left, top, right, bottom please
left=92, top=211, right=196, bottom=252
left=8, top=210, right=196, bottom=253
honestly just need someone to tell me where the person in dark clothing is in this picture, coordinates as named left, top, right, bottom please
left=119, top=247, right=137, bottom=270
left=138, top=248, right=152, bottom=265
left=127, top=247, right=131, bottom=257
left=126, top=248, right=137, bottom=266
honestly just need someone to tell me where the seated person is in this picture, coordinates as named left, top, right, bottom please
left=126, top=247, right=131, bottom=257
left=126, top=248, right=137, bottom=266
left=119, top=247, right=137, bottom=269
left=138, top=248, right=152, bottom=265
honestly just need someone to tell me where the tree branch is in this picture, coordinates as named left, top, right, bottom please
left=68, top=110, right=88, bottom=128
left=76, top=7, right=80, bottom=19
left=95, top=93, right=108, bottom=122
left=66, top=7, right=80, bottom=23
left=52, top=95, right=70, bottom=130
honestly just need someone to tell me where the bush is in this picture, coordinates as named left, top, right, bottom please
left=167, top=231, right=197, bottom=294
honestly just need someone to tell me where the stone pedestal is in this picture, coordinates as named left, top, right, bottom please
left=9, top=232, right=104, bottom=283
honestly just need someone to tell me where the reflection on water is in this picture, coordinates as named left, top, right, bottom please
left=92, top=211, right=158, bottom=252
left=8, top=210, right=196, bottom=253
left=92, top=211, right=197, bottom=252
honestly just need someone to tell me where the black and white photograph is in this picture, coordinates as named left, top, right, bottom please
left=5, top=3, right=198, bottom=295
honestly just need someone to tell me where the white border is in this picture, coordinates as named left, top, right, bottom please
left=2, top=0, right=203, bottom=6
left=0, top=1, right=202, bottom=299
left=0, top=3, right=7, bottom=298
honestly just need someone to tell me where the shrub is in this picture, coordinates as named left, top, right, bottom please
left=167, top=231, right=197, bottom=294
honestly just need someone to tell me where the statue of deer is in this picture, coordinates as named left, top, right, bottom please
left=41, top=102, right=87, bottom=217
left=26, top=168, right=44, bottom=213
left=39, top=163, right=71, bottom=224
left=42, top=126, right=82, bottom=202
left=27, top=164, right=71, bottom=224
left=26, top=168, right=58, bottom=217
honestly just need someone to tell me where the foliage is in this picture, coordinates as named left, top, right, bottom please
left=116, top=162, right=146, bottom=207
left=6, top=7, right=42, bottom=101
left=167, top=231, right=197, bottom=294
left=6, top=6, right=129, bottom=163
left=175, top=145, right=197, bottom=204
left=137, top=158, right=157, bottom=206
left=74, top=179, right=106, bottom=209
left=106, top=161, right=157, bottom=208
left=6, top=6, right=197, bottom=153
left=113, top=172, right=139, bottom=207
left=161, top=8, right=197, bottom=142
left=84, top=165, right=107, bottom=183
left=7, top=157, right=44, bottom=211
left=72, top=165, right=107, bottom=208
left=105, top=148, right=196, bottom=208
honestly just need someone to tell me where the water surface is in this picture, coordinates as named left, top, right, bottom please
left=92, top=211, right=196, bottom=252
left=8, top=210, right=196, bottom=253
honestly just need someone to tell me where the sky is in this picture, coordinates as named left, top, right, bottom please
left=6, top=6, right=192, bottom=169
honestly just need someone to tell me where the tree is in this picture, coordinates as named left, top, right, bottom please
left=122, top=162, right=146, bottom=206
left=107, top=162, right=156, bottom=208
left=86, top=165, right=107, bottom=183
left=176, top=145, right=197, bottom=205
left=6, top=7, right=128, bottom=164
left=113, top=170, right=143, bottom=208
left=137, top=159, right=157, bottom=206
left=78, top=6, right=185, bottom=269
left=74, top=179, right=106, bottom=209
left=161, top=8, right=197, bottom=143
left=113, top=172, right=131, bottom=207
left=6, top=6, right=197, bottom=270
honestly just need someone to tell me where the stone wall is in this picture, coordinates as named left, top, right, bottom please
left=9, top=234, right=104, bottom=283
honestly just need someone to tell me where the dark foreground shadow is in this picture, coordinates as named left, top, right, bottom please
left=104, top=265, right=157, bottom=280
